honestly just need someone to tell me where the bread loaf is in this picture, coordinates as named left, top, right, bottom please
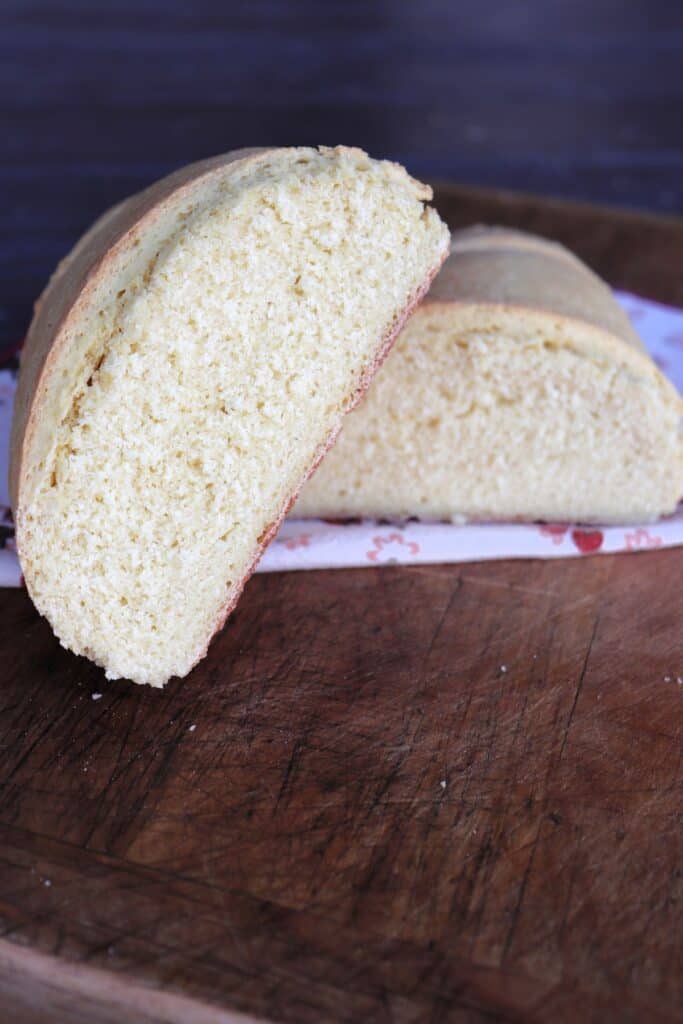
left=295, top=227, right=683, bottom=523
left=10, top=146, right=449, bottom=685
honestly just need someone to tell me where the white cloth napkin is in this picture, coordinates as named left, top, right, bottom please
left=1, top=291, right=681, bottom=585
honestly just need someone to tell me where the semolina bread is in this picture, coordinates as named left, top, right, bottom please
left=295, top=226, right=683, bottom=523
left=10, top=146, right=450, bottom=686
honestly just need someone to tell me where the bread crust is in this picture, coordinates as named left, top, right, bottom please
left=429, top=226, right=647, bottom=351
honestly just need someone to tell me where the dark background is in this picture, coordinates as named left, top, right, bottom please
left=2, top=0, right=682, bottom=355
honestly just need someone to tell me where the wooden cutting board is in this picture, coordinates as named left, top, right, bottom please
left=0, top=186, right=681, bottom=1024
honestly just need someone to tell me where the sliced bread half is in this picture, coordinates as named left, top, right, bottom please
left=295, top=226, right=682, bottom=523
left=11, top=146, right=449, bottom=685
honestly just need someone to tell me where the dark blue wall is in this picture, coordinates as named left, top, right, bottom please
left=2, top=0, right=682, bottom=352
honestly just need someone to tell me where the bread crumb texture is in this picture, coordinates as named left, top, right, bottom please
left=17, top=146, right=449, bottom=685
left=295, top=302, right=683, bottom=523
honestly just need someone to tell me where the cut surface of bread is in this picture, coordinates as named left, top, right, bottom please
left=10, top=146, right=449, bottom=686
left=295, top=227, right=683, bottom=524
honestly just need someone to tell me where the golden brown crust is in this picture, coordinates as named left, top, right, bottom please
left=428, top=226, right=646, bottom=356
left=448, top=224, right=585, bottom=265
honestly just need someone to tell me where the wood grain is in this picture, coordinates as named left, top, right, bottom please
left=0, top=187, right=681, bottom=1023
